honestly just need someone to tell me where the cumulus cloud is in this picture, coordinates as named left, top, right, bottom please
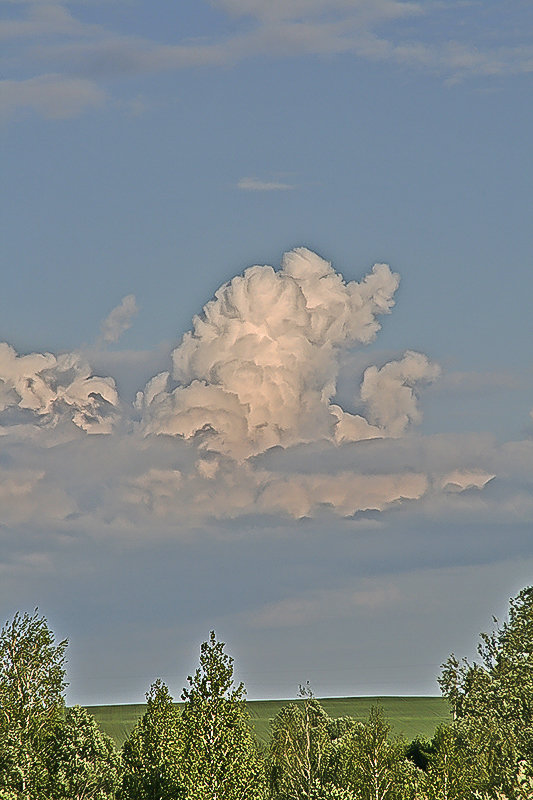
left=0, top=343, right=119, bottom=434
left=0, top=247, right=513, bottom=532
left=360, top=351, right=441, bottom=436
left=138, top=248, right=406, bottom=458
left=99, top=294, right=139, bottom=344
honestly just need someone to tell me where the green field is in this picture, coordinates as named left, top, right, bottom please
left=86, top=696, right=450, bottom=749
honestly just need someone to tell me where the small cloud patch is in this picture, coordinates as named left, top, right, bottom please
left=237, top=176, right=294, bottom=191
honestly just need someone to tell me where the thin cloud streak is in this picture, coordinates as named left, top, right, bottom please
left=0, top=74, right=106, bottom=119
left=2, top=1, right=533, bottom=121
left=237, top=177, right=294, bottom=191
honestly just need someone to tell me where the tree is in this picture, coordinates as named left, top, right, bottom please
left=424, top=722, right=482, bottom=800
left=438, top=585, right=533, bottom=795
left=269, top=684, right=331, bottom=800
left=47, top=705, right=122, bottom=800
left=309, top=782, right=358, bottom=800
left=179, top=631, right=266, bottom=800
left=334, top=706, right=409, bottom=800
left=484, top=761, right=533, bottom=800
left=121, top=679, right=183, bottom=800
left=0, top=609, right=68, bottom=800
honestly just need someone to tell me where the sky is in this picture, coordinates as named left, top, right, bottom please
left=1, top=0, right=533, bottom=706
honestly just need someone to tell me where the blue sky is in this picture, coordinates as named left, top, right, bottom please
left=1, top=0, right=533, bottom=705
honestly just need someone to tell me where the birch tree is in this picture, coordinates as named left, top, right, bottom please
left=0, top=610, right=68, bottom=800
left=179, top=631, right=266, bottom=800
left=269, top=684, right=331, bottom=800
left=121, top=679, right=183, bottom=800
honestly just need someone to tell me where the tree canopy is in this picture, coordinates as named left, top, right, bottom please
left=2, top=589, right=533, bottom=800
left=179, top=631, right=266, bottom=800
left=0, top=609, right=68, bottom=800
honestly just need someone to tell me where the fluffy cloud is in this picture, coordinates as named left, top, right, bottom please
left=360, top=351, right=441, bottom=436
left=138, top=248, right=409, bottom=458
left=0, top=343, right=119, bottom=434
left=0, top=247, right=518, bottom=532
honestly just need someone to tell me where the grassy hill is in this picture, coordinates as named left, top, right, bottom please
left=86, top=696, right=450, bottom=748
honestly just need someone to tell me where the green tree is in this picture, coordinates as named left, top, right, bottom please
left=439, top=585, right=533, bottom=795
left=179, top=631, right=266, bottom=800
left=269, top=684, right=331, bottom=800
left=334, top=706, right=409, bottom=800
left=440, top=586, right=533, bottom=735
left=121, top=679, right=183, bottom=800
left=0, top=609, right=68, bottom=800
left=47, top=705, right=122, bottom=800
left=309, top=781, right=358, bottom=800
left=485, top=761, right=533, bottom=800
left=425, top=723, right=478, bottom=800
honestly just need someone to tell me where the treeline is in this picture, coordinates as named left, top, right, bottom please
left=1, top=587, right=533, bottom=800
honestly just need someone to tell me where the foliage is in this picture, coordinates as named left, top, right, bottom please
left=269, top=684, right=331, bottom=800
left=3, top=591, right=533, bottom=800
left=439, top=586, right=533, bottom=731
left=47, top=705, right=121, bottom=800
left=309, top=780, right=358, bottom=799
left=180, top=631, right=266, bottom=800
left=493, top=761, right=533, bottom=800
left=121, top=679, right=183, bottom=800
left=439, top=586, right=533, bottom=796
left=333, top=706, right=411, bottom=800
left=0, top=609, right=68, bottom=800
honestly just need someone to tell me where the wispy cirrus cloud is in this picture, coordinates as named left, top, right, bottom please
left=0, top=2, right=100, bottom=41
left=2, top=0, right=533, bottom=121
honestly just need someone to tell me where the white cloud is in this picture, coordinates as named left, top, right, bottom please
left=237, top=177, right=294, bottom=191
left=215, top=0, right=423, bottom=24
left=360, top=351, right=441, bottom=436
left=440, top=470, right=494, bottom=492
left=0, top=74, right=106, bottom=119
left=0, top=3, right=98, bottom=41
left=255, top=469, right=428, bottom=518
left=99, top=294, right=139, bottom=344
left=0, top=247, right=530, bottom=535
left=138, top=248, right=402, bottom=458
left=1, top=0, right=531, bottom=125
left=0, top=342, right=119, bottom=434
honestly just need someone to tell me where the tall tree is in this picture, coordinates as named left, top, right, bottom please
left=121, top=679, right=183, bottom=800
left=179, top=631, right=266, bottom=800
left=0, top=609, right=68, bottom=800
left=439, top=585, right=533, bottom=795
left=269, top=683, right=331, bottom=800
